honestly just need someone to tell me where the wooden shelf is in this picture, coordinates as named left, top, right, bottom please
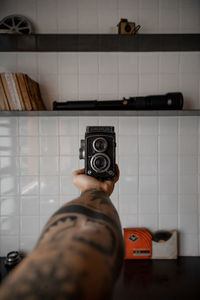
left=0, top=110, right=200, bottom=117
left=0, top=34, right=200, bottom=52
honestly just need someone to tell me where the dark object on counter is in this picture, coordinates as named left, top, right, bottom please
left=53, top=92, right=184, bottom=110
left=79, top=126, right=116, bottom=181
left=4, top=251, right=23, bottom=270
left=117, top=18, right=141, bottom=35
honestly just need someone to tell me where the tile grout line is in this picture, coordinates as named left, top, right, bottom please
left=137, top=116, right=139, bottom=226
left=17, top=115, right=21, bottom=251
left=58, top=117, right=61, bottom=208
left=157, top=52, right=160, bottom=230
left=38, top=117, right=41, bottom=236
left=157, top=116, right=160, bottom=230
left=197, top=117, right=200, bottom=255
left=177, top=52, right=181, bottom=253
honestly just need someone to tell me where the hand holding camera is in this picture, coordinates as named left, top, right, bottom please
left=72, top=164, right=119, bottom=196
left=76, top=126, right=119, bottom=195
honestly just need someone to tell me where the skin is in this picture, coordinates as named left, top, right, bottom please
left=0, top=165, right=124, bottom=300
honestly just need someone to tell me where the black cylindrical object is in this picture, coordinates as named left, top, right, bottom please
left=4, top=251, right=23, bottom=270
left=53, top=92, right=184, bottom=110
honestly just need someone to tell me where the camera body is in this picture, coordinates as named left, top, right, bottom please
left=118, top=18, right=140, bottom=35
left=79, top=126, right=116, bottom=181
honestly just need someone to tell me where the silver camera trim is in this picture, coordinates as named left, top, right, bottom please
left=92, top=137, right=108, bottom=152
left=90, top=153, right=111, bottom=173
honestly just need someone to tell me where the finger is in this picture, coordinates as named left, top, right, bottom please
left=72, top=168, right=85, bottom=177
left=114, top=164, right=120, bottom=183
left=103, top=164, right=119, bottom=185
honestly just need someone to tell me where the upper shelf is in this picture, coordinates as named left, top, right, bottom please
left=0, top=110, right=200, bottom=117
left=0, top=34, right=200, bottom=52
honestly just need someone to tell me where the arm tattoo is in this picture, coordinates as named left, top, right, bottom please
left=83, top=189, right=111, bottom=205
left=51, top=204, right=121, bottom=232
left=0, top=189, right=124, bottom=300
left=42, top=215, right=77, bottom=235
left=72, top=219, right=116, bottom=255
left=0, top=253, right=88, bottom=300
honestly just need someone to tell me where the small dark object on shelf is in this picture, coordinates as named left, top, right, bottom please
left=53, top=92, right=184, bottom=111
left=117, top=18, right=141, bottom=35
left=0, top=15, right=32, bottom=34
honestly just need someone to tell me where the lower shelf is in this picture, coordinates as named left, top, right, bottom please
left=0, top=110, right=200, bottom=117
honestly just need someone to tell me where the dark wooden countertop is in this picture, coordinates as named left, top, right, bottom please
left=1, top=257, right=200, bottom=299
left=113, top=257, right=200, bottom=300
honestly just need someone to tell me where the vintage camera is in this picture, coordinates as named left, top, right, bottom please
left=117, top=18, right=140, bottom=35
left=79, top=126, right=116, bottom=181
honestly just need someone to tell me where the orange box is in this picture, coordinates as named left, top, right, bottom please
left=124, top=228, right=152, bottom=259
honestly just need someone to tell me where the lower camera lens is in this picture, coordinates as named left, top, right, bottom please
left=94, top=156, right=107, bottom=170
left=90, top=153, right=110, bottom=173
left=93, top=137, right=108, bottom=152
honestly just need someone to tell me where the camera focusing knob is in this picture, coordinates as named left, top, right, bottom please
left=108, top=170, right=114, bottom=176
left=88, top=170, right=92, bottom=175
left=79, top=139, right=86, bottom=159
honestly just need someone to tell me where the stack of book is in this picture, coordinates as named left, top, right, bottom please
left=0, top=73, right=46, bottom=111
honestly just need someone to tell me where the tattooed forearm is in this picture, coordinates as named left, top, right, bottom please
left=51, top=204, right=120, bottom=231
left=0, top=189, right=124, bottom=300
left=83, top=189, right=112, bottom=205
left=0, top=252, right=88, bottom=300
left=72, top=221, right=116, bottom=256
left=67, top=189, right=119, bottom=218
left=37, top=215, right=78, bottom=246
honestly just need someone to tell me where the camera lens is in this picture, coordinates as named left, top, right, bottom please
left=93, top=137, right=108, bottom=152
left=125, top=24, right=131, bottom=32
left=90, top=153, right=110, bottom=173
left=95, top=156, right=107, bottom=170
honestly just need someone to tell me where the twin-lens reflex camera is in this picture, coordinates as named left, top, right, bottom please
left=79, top=126, right=116, bottom=181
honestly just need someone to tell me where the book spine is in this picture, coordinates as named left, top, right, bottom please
left=0, top=73, right=15, bottom=110
left=12, top=73, right=25, bottom=110
left=30, top=78, right=45, bottom=110
left=16, top=73, right=32, bottom=110
left=0, top=75, right=10, bottom=110
left=5, top=73, right=22, bottom=110
left=24, top=75, right=38, bottom=110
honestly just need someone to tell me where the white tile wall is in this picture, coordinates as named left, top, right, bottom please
left=0, top=116, right=199, bottom=256
left=0, top=0, right=200, bottom=256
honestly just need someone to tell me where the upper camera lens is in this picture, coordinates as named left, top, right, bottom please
left=93, top=137, right=108, bottom=152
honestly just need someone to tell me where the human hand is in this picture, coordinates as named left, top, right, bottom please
left=72, top=164, right=120, bottom=196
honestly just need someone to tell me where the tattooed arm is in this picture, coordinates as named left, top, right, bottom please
left=0, top=166, right=124, bottom=300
